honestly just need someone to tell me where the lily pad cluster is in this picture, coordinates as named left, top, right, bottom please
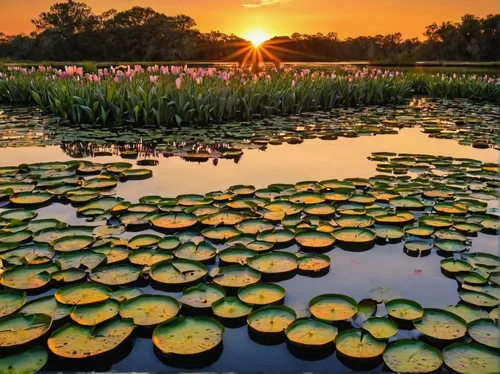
left=0, top=154, right=499, bottom=371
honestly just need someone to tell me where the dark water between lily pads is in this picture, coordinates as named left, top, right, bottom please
left=0, top=128, right=498, bottom=372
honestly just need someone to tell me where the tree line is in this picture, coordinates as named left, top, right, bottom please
left=0, top=1, right=498, bottom=63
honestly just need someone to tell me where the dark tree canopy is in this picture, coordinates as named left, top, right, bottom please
left=0, top=1, right=498, bottom=63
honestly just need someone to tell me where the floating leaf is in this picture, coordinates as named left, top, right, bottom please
left=362, top=317, right=398, bottom=339
left=285, top=318, right=338, bottom=347
left=212, top=296, right=252, bottom=319
left=295, top=230, right=334, bottom=249
left=55, top=282, right=112, bottom=305
left=443, top=342, right=499, bottom=374
left=309, top=294, right=358, bottom=321
left=335, top=329, right=386, bottom=358
left=247, top=305, right=296, bottom=334
left=48, top=318, right=134, bottom=358
left=0, top=290, right=26, bottom=318
left=150, top=259, right=208, bottom=285
left=0, top=346, right=48, bottom=372
left=89, top=264, right=143, bottom=286
left=153, top=316, right=224, bottom=355
left=0, top=313, right=52, bottom=348
left=247, top=252, right=298, bottom=274
left=212, top=265, right=261, bottom=288
left=120, top=294, right=179, bottom=326
left=413, top=308, right=467, bottom=341
left=0, top=262, right=59, bottom=290
left=20, top=295, right=71, bottom=321
left=238, top=283, right=285, bottom=306
left=383, top=339, right=443, bottom=373
left=180, top=283, right=226, bottom=309
left=385, top=298, right=423, bottom=321
left=333, top=227, right=376, bottom=243
left=298, top=253, right=331, bottom=273
left=468, top=319, right=500, bottom=348
left=70, top=299, right=120, bottom=326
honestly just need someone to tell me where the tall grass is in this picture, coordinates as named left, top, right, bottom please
left=0, top=65, right=498, bottom=126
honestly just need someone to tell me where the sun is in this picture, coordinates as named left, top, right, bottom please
left=246, top=29, right=269, bottom=47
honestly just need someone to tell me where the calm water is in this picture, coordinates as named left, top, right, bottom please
left=0, top=128, right=498, bottom=372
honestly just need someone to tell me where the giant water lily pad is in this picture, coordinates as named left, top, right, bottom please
left=445, top=303, right=490, bottom=323
left=9, top=192, right=52, bottom=207
left=333, top=227, right=376, bottom=244
left=247, top=252, right=298, bottom=274
left=48, top=318, right=134, bottom=358
left=0, top=346, right=48, bottom=372
left=89, top=264, right=143, bottom=286
left=309, top=294, right=358, bottom=321
left=375, top=212, right=414, bottom=225
left=120, top=294, right=180, bottom=326
left=257, top=229, right=295, bottom=245
left=201, top=226, right=241, bottom=241
left=443, top=342, right=499, bottom=374
left=174, top=241, right=217, bottom=262
left=218, top=247, right=257, bottom=265
left=385, top=298, right=424, bottom=321
left=92, top=245, right=130, bottom=264
left=20, top=295, right=72, bottom=320
left=335, top=329, right=386, bottom=359
left=127, top=234, right=161, bottom=249
left=298, top=253, right=331, bottom=273
left=0, top=290, right=26, bottom=318
left=212, top=296, right=253, bottom=319
left=0, top=313, right=52, bottom=348
left=435, top=239, right=467, bottom=253
left=211, top=265, right=261, bottom=288
left=285, top=318, right=338, bottom=347
left=128, top=249, right=173, bottom=266
left=238, top=283, right=285, bottom=305
left=199, top=211, right=248, bottom=226
left=55, top=282, right=112, bottom=305
left=153, top=316, right=224, bottom=355
left=467, top=319, right=500, bottom=348
left=247, top=305, right=296, bottom=334
left=52, top=235, right=94, bottom=252
left=375, top=226, right=405, bottom=241
left=413, top=308, right=467, bottom=341
left=441, top=259, right=472, bottom=273
left=150, top=259, right=207, bottom=285
left=0, top=243, right=55, bottom=265
left=70, top=299, right=121, bottom=326
left=0, top=262, right=59, bottom=290
left=295, top=230, right=334, bottom=249
left=56, top=250, right=106, bottom=270
left=362, top=317, right=398, bottom=339
left=151, top=213, right=198, bottom=230
left=383, top=340, right=443, bottom=373
left=235, top=219, right=274, bottom=234
left=180, top=283, right=225, bottom=309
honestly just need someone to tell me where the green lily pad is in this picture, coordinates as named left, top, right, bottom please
left=298, top=253, right=331, bottom=273
left=405, top=237, right=433, bottom=254
left=0, top=313, right=52, bottom=348
left=55, top=282, right=112, bottom=305
left=47, top=318, right=134, bottom=358
left=89, top=264, right=143, bottom=286
left=309, top=294, right=358, bottom=321
left=295, top=230, right=334, bottom=249
left=20, top=295, right=71, bottom=320
left=446, top=303, right=490, bottom=323
left=211, top=265, right=261, bottom=288
left=150, top=259, right=208, bottom=285
left=120, top=294, right=180, bottom=326
left=335, top=329, right=386, bottom=359
left=247, top=305, right=296, bottom=334
left=468, top=318, right=500, bottom=348
left=56, top=250, right=106, bottom=270
left=333, top=227, right=376, bottom=244
left=238, top=283, right=285, bottom=305
left=362, top=317, right=398, bottom=339
left=375, top=226, right=405, bottom=241
left=413, top=308, right=467, bottom=341
left=443, top=342, right=499, bottom=374
left=441, top=258, right=472, bottom=273
left=70, top=299, right=121, bottom=326
left=435, top=239, right=467, bottom=253
left=459, top=290, right=499, bottom=307
left=127, top=234, right=161, bottom=249
left=0, top=346, right=48, bottom=372
left=385, top=298, right=424, bottom=321
left=218, top=247, right=257, bottom=265
left=157, top=236, right=182, bottom=251
left=257, top=229, right=295, bottom=245
left=390, top=197, right=425, bottom=209
left=174, top=241, right=217, bottom=262
left=247, top=251, right=298, bottom=274
left=0, top=262, right=59, bottom=289
left=0, top=243, right=55, bottom=265
left=151, top=213, right=198, bottom=230
left=111, top=288, right=144, bottom=302
left=9, top=192, right=52, bottom=207
left=153, top=316, right=224, bottom=355
left=383, top=339, right=443, bottom=373
left=211, top=296, right=252, bottom=319
left=52, top=235, right=94, bottom=252
left=285, top=318, right=338, bottom=347
left=405, top=226, right=434, bottom=237
left=0, top=290, right=26, bottom=318
left=180, top=283, right=226, bottom=309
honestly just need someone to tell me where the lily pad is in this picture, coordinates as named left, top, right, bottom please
left=0, top=346, right=48, bottom=372
left=309, top=294, right=358, bottom=321
left=47, top=318, right=134, bottom=358
left=52, top=235, right=94, bottom=252
left=0, top=313, right=52, bottom=348
left=218, top=247, right=257, bottom=265
left=247, top=305, right=296, bottom=334
left=212, top=296, right=253, bottom=319
left=335, top=329, right=386, bottom=359
left=153, top=316, right=224, bottom=356
left=441, top=258, right=472, bottom=273
left=127, top=234, right=161, bottom=249
left=333, top=227, right=376, bottom=244
left=467, top=318, right=500, bottom=348
left=89, top=264, right=143, bottom=286
left=458, top=290, right=499, bottom=307
left=383, top=339, right=443, bottom=373
left=20, top=295, right=72, bottom=321
left=55, top=282, right=112, bottom=305
left=362, top=317, right=398, bottom=339
left=150, top=259, right=208, bottom=286
left=0, top=262, right=59, bottom=290
left=285, top=318, right=338, bottom=347
left=413, top=308, right=467, bottom=341
left=238, top=283, right=286, bottom=305
left=385, top=298, right=424, bottom=321
left=298, top=253, right=331, bottom=273
left=0, top=290, right=26, bottom=318
left=443, top=342, right=499, bottom=374
left=211, top=265, right=261, bottom=289
left=151, top=213, right=198, bottom=230
left=180, top=283, right=226, bottom=309
left=247, top=251, right=298, bottom=274
left=70, top=299, right=121, bottom=326
left=174, top=241, right=217, bottom=262
left=120, top=294, right=180, bottom=326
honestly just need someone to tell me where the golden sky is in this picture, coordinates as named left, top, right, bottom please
left=0, top=0, right=497, bottom=39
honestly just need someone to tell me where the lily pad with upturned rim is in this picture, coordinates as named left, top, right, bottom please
left=0, top=313, right=52, bottom=348
left=180, top=283, right=226, bottom=309
left=211, top=296, right=253, bottom=319
left=362, top=317, right=398, bottom=339
left=211, top=265, right=261, bottom=289
left=385, top=298, right=424, bottom=321
left=89, top=264, right=143, bottom=286
left=295, top=230, right=335, bottom=249
left=332, top=227, right=376, bottom=244
left=309, top=293, right=358, bottom=322
left=150, top=259, right=208, bottom=286
left=458, top=290, right=499, bottom=307
left=52, top=235, right=94, bottom=252
left=383, top=339, right=443, bottom=373
left=120, top=294, right=180, bottom=326
left=442, top=342, right=499, bottom=374
left=0, top=290, right=26, bottom=318
left=218, top=247, right=257, bottom=265
left=247, top=305, right=296, bottom=334
left=54, top=282, right=112, bottom=305
left=467, top=318, right=500, bottom=348
left=238, top=283, right=286, bottom=306
left=247, top=251, right=298, bottom=274
left=153, top=316, right=224, bottom=356
left=298, top=253, right=331, bottom=273
left=47, top=317, right=134, bottom=358
left=335, top=329, right=386, bottom=359
left=0, top=346, right=48, bottom=372
left=285, top=318, right=338, bottom=347
left=413, top=308, right=467, bottom=341
left=70, top=298, right=121, bottom=326
left=20, top=295, right=72, bottom=321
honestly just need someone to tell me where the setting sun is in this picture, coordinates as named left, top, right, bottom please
left=246, top=29, right=269, bottom=47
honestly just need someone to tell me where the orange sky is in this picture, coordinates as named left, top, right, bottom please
left=0, top=0, right=497, bottom=39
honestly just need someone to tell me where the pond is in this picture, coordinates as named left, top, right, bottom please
left=0, top=105, right=499, bottom=372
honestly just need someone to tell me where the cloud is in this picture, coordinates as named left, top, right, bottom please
left=243, top=0, right=292, bottom=8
